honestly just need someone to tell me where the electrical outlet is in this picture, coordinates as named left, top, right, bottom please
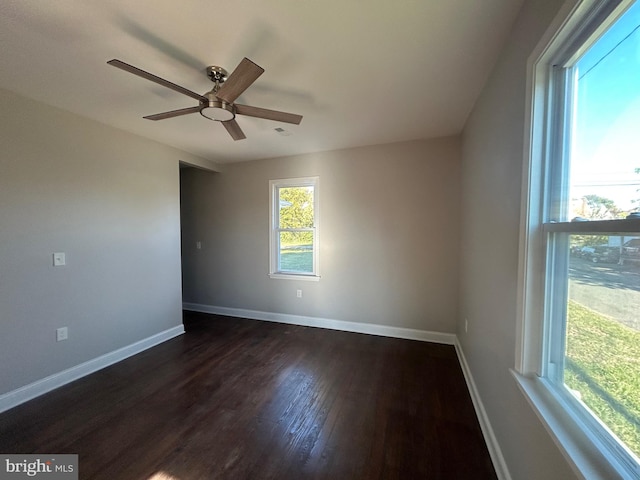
left=56, top=327, right=68, bottom=342
left=196, top=241, right=202, bottom=250
left=296, top=289, right=302, bottom=298
left=465, top=318, right=468, bottom=333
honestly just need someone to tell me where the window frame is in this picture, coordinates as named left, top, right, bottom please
left=268, top=176, right=320, bottom=281
left=515, top=0, right=640, bottom=478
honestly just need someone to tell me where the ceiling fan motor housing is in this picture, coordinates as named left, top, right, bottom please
left=200, top=91, right=235, bottom=122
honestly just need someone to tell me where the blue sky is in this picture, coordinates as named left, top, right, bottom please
left=571, top=0, right=640, bottom=211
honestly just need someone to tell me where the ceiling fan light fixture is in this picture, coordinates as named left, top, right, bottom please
left=200, top=99, right=235, bottom=122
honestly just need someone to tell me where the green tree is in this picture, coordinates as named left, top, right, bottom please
left=279, top=187, right=314, bottom=228
left=279, top=187, right=314, bottom=247
left=583, top=194, right=624, bottom=219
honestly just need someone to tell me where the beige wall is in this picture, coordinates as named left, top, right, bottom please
left=181, top=137, right=460, bottom=332
left=459, top=0, right=577, bottom=479
left=0, top=88, right=212, bottom=395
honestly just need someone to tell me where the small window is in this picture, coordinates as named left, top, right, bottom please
left=519, top=0, right=640, bottom=477
left=269, top=177, right=319, bottom=280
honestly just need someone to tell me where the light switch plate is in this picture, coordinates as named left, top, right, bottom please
left=56, top=327, right=68, bottom=341
left=53, top=252, right=66, bottom=266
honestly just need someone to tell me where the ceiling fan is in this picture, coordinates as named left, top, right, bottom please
left=107, top=57, right=303, bottom=141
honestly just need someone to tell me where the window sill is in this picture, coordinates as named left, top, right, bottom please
left=268, top=273, right=320, bottom=282
left=510, top=370, right=637, bottom=480
left=543, top=217, right=640, bottom=234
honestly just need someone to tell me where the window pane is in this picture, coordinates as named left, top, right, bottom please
left=569, top=1, right=640, bottom=220
left=565, top=233, right=640, bottom=457
left=278, top=186, right=314, bottom=229
left=279, top=231, right=313, bottom=273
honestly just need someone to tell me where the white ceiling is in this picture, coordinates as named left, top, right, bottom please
left=0, top=0, right=523, bottom=164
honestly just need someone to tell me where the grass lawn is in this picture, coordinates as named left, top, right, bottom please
left=565, top=300, right=640, bottom=458
left=280, top=246, right=312, bottom=273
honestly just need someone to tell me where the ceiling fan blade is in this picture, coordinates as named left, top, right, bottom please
left=221, top=119, right=246, bottom=141
left=235, top=104, right=303, bottom=125
left=215, top=58, right=264, bottom=104
left=107, top=59, right=206, bottom=102
left=144, top=106, right=201, bottom=121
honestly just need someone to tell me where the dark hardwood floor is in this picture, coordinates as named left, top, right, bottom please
left=0, top=312, right=497, bottom=480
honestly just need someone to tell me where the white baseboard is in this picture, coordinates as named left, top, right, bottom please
left=0, top=325, right=185, bottom=414
left=183, top=303, right=456, bottom=345
left=454, top=339, right=512, bottom=480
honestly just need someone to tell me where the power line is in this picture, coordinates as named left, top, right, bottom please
left=578, top=23, right=640, bottom=80
left=573, top=182, right=640, bottom=186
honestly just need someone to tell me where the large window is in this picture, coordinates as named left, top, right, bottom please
left=269, top=177, right=319, bottom=280
left=518, top=0, right=640, bottom=478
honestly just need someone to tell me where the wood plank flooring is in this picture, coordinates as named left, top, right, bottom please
left=0, top=312, right=497, bottom=479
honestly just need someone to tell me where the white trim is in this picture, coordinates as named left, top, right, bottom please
left=0, top=325, right=185, bottom=414
left=516, top=0, right=584, bottom=376
left=183, top=303, right=456, bottom=345
left=511, top=371, right=638, bottom=480
left=455, top=340, right=512, bottom=480
left=268, top=273, right=321, bottom=282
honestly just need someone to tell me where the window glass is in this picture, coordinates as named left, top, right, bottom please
left=278, top=186, right=314, bottom=229
left=564, top=233, right=640, bottom=458
left=278, top=232, right=314, bottom=273
left=569, top=1, right=640, bottom=220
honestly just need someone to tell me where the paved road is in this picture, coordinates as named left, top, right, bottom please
left=569, top=257, right=640, bottom=330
